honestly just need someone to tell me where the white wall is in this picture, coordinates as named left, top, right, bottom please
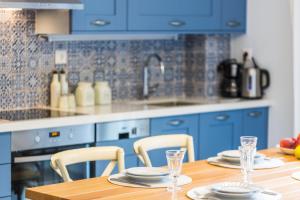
left=293, top=1, right=300, bottom=136
left=231, top=0, right=294, bottom=146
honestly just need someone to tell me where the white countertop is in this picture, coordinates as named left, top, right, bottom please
left=0, top=98, right=271, bottom=133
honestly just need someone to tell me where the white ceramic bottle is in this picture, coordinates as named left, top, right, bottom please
left=50, top=70, right=61, bottom=108
left=94, top=81, right=112, bottom=105
left=75, top=82, right=95, bottom=107
left=60, top=69, right=69, bottom=96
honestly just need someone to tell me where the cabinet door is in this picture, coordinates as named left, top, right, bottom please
left=0, top=133, right=10, bottom=165
left=242, top=108, right=268, bottom=150
left=222, top=0, right=246, bottom=32
left=0, top=197, right=11, bottom=200
left=95, top=138, right=139, bottom=176
left=0, top=164, right=11, bottom=198
left=72, top=0, right=127, bottom=32
left=149, top=115, right=199, bottom=167
left=199, top=111, right=242, bottom=159
left=128, top=0, right=221, bottom=31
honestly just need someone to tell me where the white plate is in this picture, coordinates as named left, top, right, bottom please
left=218, top=150, right=265, bottom=163
left=211, top=182, right=262, bottom=198
left=125, top=167, right=169, bottom=177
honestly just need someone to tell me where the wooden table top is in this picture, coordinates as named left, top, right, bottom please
left=26, top=148, right=300, bottom=200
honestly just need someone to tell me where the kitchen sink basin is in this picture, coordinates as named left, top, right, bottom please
left=145, top=101, right=203, bottom=107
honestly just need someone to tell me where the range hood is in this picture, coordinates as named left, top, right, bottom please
left=0, top=0, right=83, bottom=10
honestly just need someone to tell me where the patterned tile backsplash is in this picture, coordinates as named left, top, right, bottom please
left=0, top=10, right=230, bottom=110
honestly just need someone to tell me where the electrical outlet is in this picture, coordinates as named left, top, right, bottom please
left=55, top=50, right=68, bottom=65
left=242, top=48, right=253, bottom=59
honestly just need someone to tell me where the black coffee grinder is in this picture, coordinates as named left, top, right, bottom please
left=217, top=59, right=242, bottom=98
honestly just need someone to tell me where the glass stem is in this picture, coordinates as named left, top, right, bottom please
left=173, top=176, right=178, bottom=190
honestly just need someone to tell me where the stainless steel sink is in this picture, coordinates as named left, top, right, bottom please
left=145, top=101, right=202, bottom=107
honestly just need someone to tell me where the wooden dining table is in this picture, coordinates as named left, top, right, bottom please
left=26, top=148, right=300, bottom=200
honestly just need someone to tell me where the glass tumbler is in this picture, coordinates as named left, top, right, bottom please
left=166, top=149, right=186, bottom=192
left=240, top=136, right=257, bottom=148
left=239, top=145, right=256, bottom=186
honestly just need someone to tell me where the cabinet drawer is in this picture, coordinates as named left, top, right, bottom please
left=151, top=115, right=198, bottom=135
left=0, top=133, right=10, bottom=164
left=0, top=164, right=11, bottom=198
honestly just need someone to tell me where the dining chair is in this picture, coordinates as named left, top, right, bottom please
left=133, top=134, right=195, bottom=167
left=50, top=146, right=125, bottom=182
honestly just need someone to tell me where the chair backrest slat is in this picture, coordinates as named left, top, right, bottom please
left=133, top=134, right=195, bottom=167
left=51, top=146, right=125, bottom=182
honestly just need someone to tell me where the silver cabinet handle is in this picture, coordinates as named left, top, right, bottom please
left=169, top=20, right=186, bottom=27
left=248, top=111, right=262, bottom=118
left=91, top=19, right=111, bottom=27
left=226, top=20, right=241, bottom=28
left=215, top=114, right=230, bottom=121
left=14, top=154, right=52, bottom=163
left=168, top=119, right=184, bottom=126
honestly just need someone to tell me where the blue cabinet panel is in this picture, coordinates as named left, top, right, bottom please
left=0, top=164, right=11, bottom=198
left=222, top=0, right=246, bottom=32
left=72, top=0, right=127, bottom=32
left=150, top=115, right=199, bottom=167
left=199, top=111, right=242, bottom=159
left=128, top=0, right=221, bottom=31
left=242, top=108, right=268, bottom=150
left=95, top=138, right=140, bottom=176
left=0, top=133, right=10, bottom=165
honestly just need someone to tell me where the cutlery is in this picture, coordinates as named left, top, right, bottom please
left=110, top=177, right=151, bottom=187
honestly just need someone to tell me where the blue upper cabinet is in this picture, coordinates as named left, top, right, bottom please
left=242, top=108, right=268, bottom=150
left=128, top=0, right=221, bottom=32
left=150, top=115, right=199, bottom=166
left=72, top=0, right=127, bottom=32
left=199, top=111, right=242, bottom=159
left=221, top=0, right=246, bottom=32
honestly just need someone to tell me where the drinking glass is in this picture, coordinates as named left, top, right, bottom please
left=240, top=136, right=257, bottom=148
left=240, top=136, right=257, bottom=186
left=166, top=149, right=186, bottom=192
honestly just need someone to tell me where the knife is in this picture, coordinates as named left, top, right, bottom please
left=110, top=178, right=152, bottom=187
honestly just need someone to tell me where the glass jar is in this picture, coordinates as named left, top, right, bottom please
left=75, top=82, right=95, bottom=107
left=94, top=81, right=112, bottom=105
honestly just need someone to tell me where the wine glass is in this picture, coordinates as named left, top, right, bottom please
left=166, top=149, right=186, bottom=192
left=239, top=136, right=257, bottom=186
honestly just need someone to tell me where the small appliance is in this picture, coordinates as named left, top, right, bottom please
left=241, top=58, right=270, bottom=99
left=217, top=59, right=242, bottom=98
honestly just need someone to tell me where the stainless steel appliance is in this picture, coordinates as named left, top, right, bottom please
left=11, top=124, right=95, bottom=200
left=96, top=119, right=150, bottom=141
left=217, top=59, right=242, bottom=98
left=241, top=58, right=270, bottom=99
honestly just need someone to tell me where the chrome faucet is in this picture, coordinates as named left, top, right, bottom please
left=142, top=54, right=165, bottom=99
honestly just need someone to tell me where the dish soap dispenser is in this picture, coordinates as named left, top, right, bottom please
left=50, top=70, right=61, bottom=108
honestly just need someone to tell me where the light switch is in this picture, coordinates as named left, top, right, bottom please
left=55, top=50, right=68, bottom=65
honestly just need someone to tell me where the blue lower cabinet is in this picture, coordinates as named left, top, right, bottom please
left=95, top=138, right=140, bottom=176
left=150, top=115, right=199, bottom=166
left=242, top=108, right=268, bottom=150
left=0, top=164, right=11, bottom=198
left=0, top=133, right=11, bottom=165
left=199, top=111, right=242, bottom=159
